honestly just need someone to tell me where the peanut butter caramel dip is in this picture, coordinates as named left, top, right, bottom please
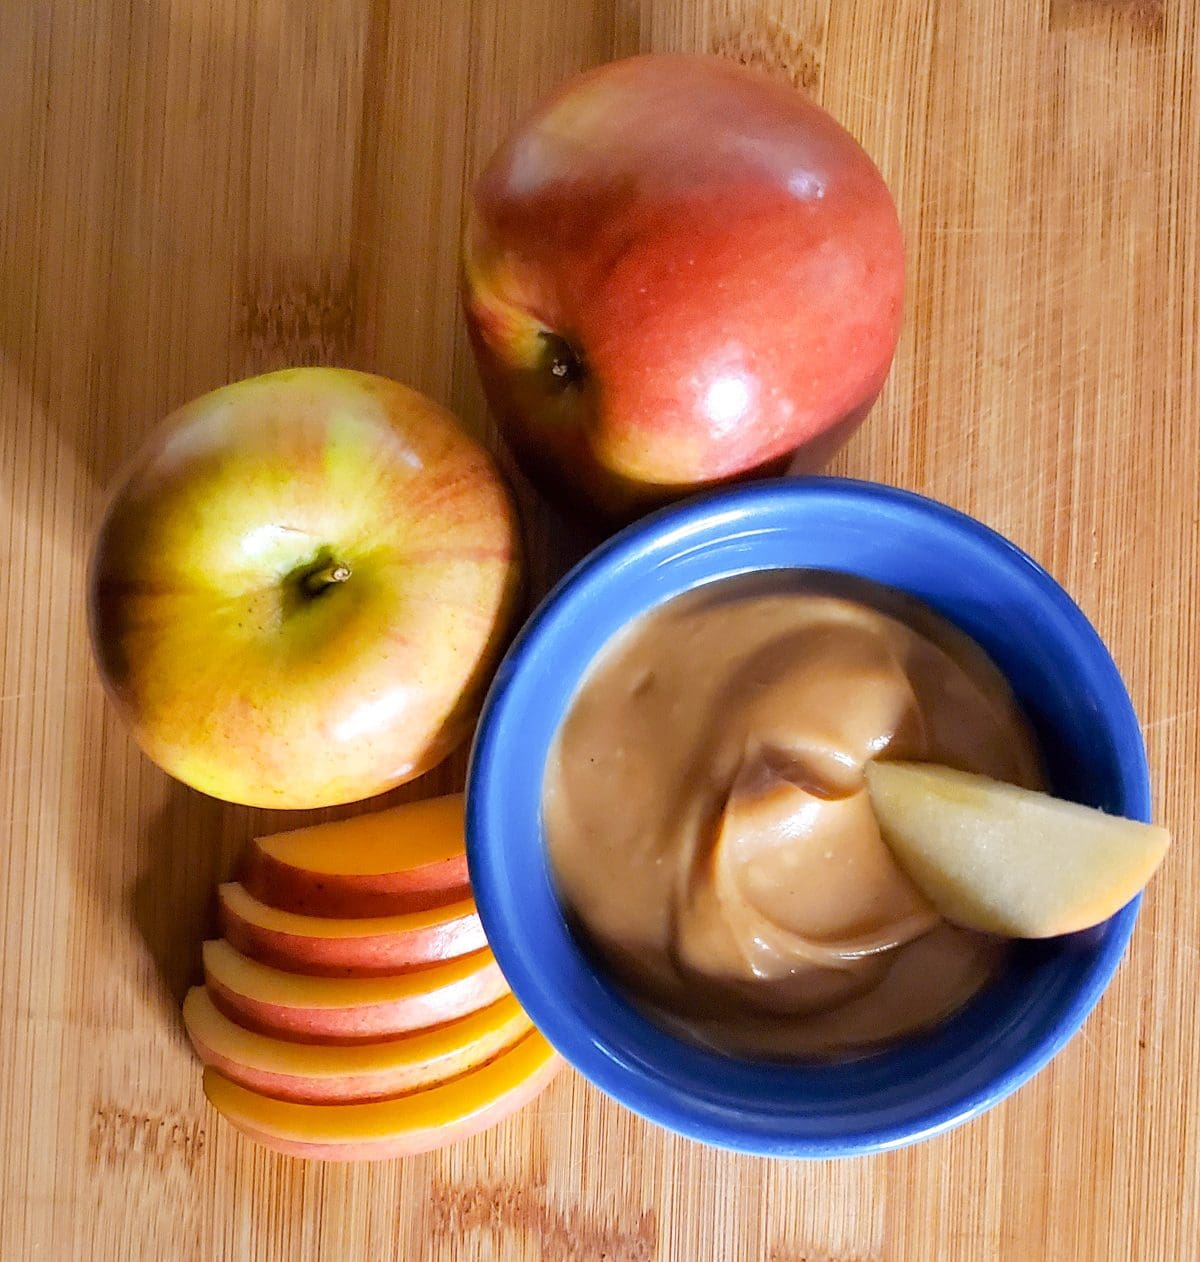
left=542, top=572, right=1043, bottom=1059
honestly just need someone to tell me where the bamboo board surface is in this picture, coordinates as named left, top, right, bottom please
left=2, top=2, right=1198, bottom=1259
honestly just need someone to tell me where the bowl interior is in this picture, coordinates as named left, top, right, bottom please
left=467, top=478, right=1150, bottom=1157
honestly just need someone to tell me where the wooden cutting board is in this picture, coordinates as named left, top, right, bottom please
left=2, top=1, right=1197, bottom=1258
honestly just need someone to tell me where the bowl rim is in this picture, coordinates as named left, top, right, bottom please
left=466, top=476, right=1150, bottom=1157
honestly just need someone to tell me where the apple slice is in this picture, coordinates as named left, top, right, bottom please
left=242, top=794, right=469, bottom=917
left=865, top=762, right=1170, bottom=937
left=202, top=940, right=509, bottom=1042
left=218, top=883, right=485, bottom=976
left=183, top=986, right=532, bottom=1103
left=202, top=1031, right=561, bottom=1160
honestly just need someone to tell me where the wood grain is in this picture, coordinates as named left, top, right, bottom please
left=2, top=1, right=1197, bottom=1258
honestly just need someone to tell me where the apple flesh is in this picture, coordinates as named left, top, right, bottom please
left=218, top=883, right=485, bottom=976
left=202, top=1031, right=560, bottom=1160
left=184, top=986, right=531, bottom=1103
left=202, top=939, right=510, bottom=1041
left=463, top=53, right=904, bottom=520
left=190, top=800, right=556, bottom=1157
left=88, top=368, right=520, bottom=809
left=865, top=762, right=1171, bottom=937
left=241, top=794, right=470, bottom=916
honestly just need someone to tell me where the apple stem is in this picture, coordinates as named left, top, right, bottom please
left=302, top=562, right=351, bottom=596
left=539, top=331, right=587, bottom=390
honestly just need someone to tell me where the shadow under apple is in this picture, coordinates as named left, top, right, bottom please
left=130, top=783, right=253, bottom=1022
left=128, top=751, right=499, bottom=1027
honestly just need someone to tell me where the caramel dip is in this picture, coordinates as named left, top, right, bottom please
left=542, top=572, right=1043, bottom=1059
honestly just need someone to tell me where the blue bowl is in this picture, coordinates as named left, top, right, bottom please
left=466, top=477, right=1150, bottom=1157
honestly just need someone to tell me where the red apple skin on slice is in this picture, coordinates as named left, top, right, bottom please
left=202, top=1032, right=561, bottom=1160
left=240, top=795, right=471, bottom=917
left=202, top=941, right=510, bottom=1043
left=183, top=987, right=532, bottom=1103
left=241, top=846, right=470, bottom=917
left=217, top=883, right=486, bottom=976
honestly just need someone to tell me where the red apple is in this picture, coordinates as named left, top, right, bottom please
left=218, top=882, right=486, bottom=976
left=241, top=793, right=471, bottom=916
left=184, top=986, right=532, bottom=1103
left=202, top=1031, right=560, bottom=1160
left=463, top=54, right=904, bottom=519
left=88, top=368, right=520, bottom=809
left=202, top=939, right=510, bottom=1042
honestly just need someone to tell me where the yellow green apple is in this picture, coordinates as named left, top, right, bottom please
left=88, top=368, right=520, bottom=808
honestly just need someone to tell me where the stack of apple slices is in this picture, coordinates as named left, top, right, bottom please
left=184, top=794, right=559, bottom=1160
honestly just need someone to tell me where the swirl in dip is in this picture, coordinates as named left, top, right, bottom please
left=542, top=571, right=1042, bottom=1059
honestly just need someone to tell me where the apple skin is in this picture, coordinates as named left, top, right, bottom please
left=202, top=940, right=510, bottom=1042
left=217, top=882, right=487, bottom=976
left=201, top=1033, right=561, bottom=1161
left=241, top=794, right=471, bottom=915
left=462, top=54, right=905, bottom=520
left=184, top=987, right=532, bottom=1104
left=865, top=762, right=1171, bottom=938
left=88, top=368, right=520, bottom=809
left=241, top=844, right=471, bottom=917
